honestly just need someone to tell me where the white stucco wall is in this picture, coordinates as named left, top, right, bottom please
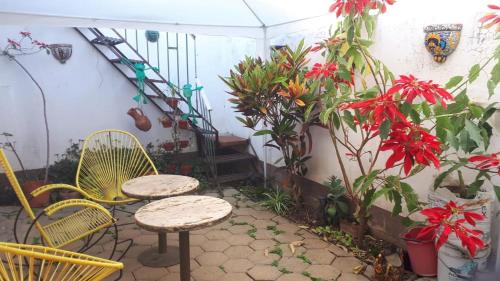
left=0, top=27, right=197, bottom=170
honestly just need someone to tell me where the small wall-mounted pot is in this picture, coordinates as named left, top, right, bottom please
left=424, top=24, right=462, bottom=63
left=180, top=164, right=193, bottom=176
left=160, top=117, right=173, bottom=128
left=178, top=120, right=189, bottom=129
left=163, top=142, right=175, bottom=151
left=49, top=44, right=73, bottom=64
left=179, top=140, right=189, bottom=149
left=165, top=98, right=179, bottom=109
left=164, top=163, right=178, bottom=174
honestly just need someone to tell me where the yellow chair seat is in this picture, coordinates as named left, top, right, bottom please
left=0, top=242, right=123, bottom=281
left=43, top=207, right=114, bottom=248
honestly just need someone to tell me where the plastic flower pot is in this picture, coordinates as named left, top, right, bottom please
left=165, top=98, right=179, bottom=109
left=164, top=164, right=178, bottom=174
left=180, top=164, right=193, bottom=176
left=163, top=142, right=175, bottom=151
left=180, top=140, right=189, bottom=148
left=402, top=227, right=437, bottom=277
left=178, top=120, right=189, bottom=129
left=160, top=118, right=173, bottom=128
left=23, top=180, right=49, bottom=208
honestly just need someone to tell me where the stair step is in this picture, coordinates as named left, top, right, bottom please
left=110, top=58, right=145, bottom=64
left=215, top=153, right=255, bottom=164
left=218, top=172, right=250, bottom=184
left=91, top=36, right=124, bottom=46
left=129, top=77, right=166, bottom=83
left=218, top=135, right=248, bottom=148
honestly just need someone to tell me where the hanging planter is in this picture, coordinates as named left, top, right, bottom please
left=165, top=97, right=179, bottom=109
left=424, top=24, right=462, bottom=63
left=179, top=140, right=189, bottom=149
left=159, top=117, right=173, bottom=128
left=163, top=142, right=175, bottom=151
left=145, top=30, right=160, bottom=43
left=180, top=164, right=193, bottom=176
left=127, top=107, right=152, bottom=131
left=165, top=163, right=178, bottom=174
left=49, top=44, right=73, bottom=64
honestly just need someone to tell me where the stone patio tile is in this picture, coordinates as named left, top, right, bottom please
left=226, top=234, right=254, bottom=246
left=133, top=266, right=168, bottom=280
left=167, top=260, right=200, bottom=273
left=248, top=210, right=276, bottom=220
left=278, top=257, right=310, bottom=273
left=253, top=219, right=276, bottom=229
left=327, top=244, right=353, bottom=257
left=275, top=223, right=300, bottom=234
left=254, top=229, right=276, bottom=240
left=189, top=234, right=208, bottom=246
left=109, top=272, right=136, bottom=281
left=232, top=208, right=255, bottom=216
left=248, top=250, right=281, bottom=265
left=304, top=249, right=336, bottom=265
left=302, top=238, right=329, bottom=249
left=190, top=246, right=205, bottom=258
left=205, top=230, right=232, bottom=241
left=191, top=266, right=225, bottom=281
left=231, top=215, right=256, bottom=225
left=133, top=234, right=157, bottom=245
left=305, top=264, right=341, bottom=280
left=222, top=258, right=254, bottom=273
left=338, top=273, right=371, bottom=281
left=223, top=196, right=239, bottom=205
left=201, top=240, right=230, bottom=252
left=228, top=224, right=254, bottom=234
left=158, top=273, right=194, bottom=281
left=276, top=273, right=311, bottom=281
left=296, top=229, right=318, bottom=239
left=120, top=228, right=143, bottom=240
left=274, top=233, right=304, bottom=244
left=223, top=188, right=240, bottom=197
left=277, top=244, right=306, bottom=257
left=331, top=256, right=364, bottom=271
left=271, top=216, right=293, bottom=225
left=121, top=257, right=144, bottom=273
left=195, top=252, right=229, bottom=266
left=248, top=265, right=282, bottom=281
left=249, top=239, right=276, bottom=250
left=220, top=273, right=253, bottom=281
left=224, top=245, right=254, bottom=259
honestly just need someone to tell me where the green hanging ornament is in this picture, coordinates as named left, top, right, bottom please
left=120, top=57, right=159, bottom=105
left=181, top=83, right=203, bottom=125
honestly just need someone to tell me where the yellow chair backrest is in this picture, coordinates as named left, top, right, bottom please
left=77, top=129, right=158, bottom=202
left=0, top=242, right=123, bottom=281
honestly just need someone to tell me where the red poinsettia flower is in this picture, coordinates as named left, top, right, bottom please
left=387, top=75, right=454, bottom=108
left=305, top=63, right=337, bottom=79
left=479, top=4, right=500, bottom=30
left=381, top=122, right=442, bottom=175
left=343, top=93, right=407, bottom=129
left=7, top=38, right=21, bottom=48
left=469, top=153, right=500, bottom=176
left=418, top=201, right=485, bottom=257
left=329, top=0, right=395, bottom=17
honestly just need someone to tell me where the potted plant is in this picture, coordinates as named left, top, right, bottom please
left=1, top=31, right=52, bottom=185
left=163, top=142, right=175, bottom=152
left=165, top=97, right=179, bottom=109
left=1, top=132, right=49, bottom=207
left=159, top=116, right=173, bottom=128
left=407, top=201, right=486, bottom=279
left=48, top=141, right=82, bottom=200
left=178, top=120, right=189, bottom=129
left=180, top=163, right=193, bottom=176
left=222, top=43, right=317, bottom=204
left=179, top=140, right=189, bottom=149
left=321, top=176, right=351, bottom=227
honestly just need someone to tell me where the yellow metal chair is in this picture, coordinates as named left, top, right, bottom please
left=0, top=149, right=124, bottom=259
left=76, top=129, right=158, bottom=206
left=0, top=242, right=123, bottom=281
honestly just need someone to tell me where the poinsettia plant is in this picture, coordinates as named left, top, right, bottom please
left=222, top=43, right=318, bottom=203
left=418, top=201, right=486, bottom=257
left=304, top=1, right=498, bottom=242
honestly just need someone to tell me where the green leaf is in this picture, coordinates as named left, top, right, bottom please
left=446, top=129, right=459, bottom=150
left=494, top=186, right=500, bottom=201
left=343, top=110, right=357, bottom=131
left=421, top=102, right=431, bottom=118
left=368, top=187, right=392, bottom=208
left=469, top=104, right=484, bottom=118
left=468, top=64, right=481, bottom=83
left=391, top=191, right=402, bottom=216
left=332, top=112, right=341, bottom=129
left=433, top=162, right=465, bottom=189
left=355, top=170, right=379, bottom=195
left=401, top=182, right=419, bottom=212
left=253, top=130, right=273, bottom=136
left=464, top=120, right=483, bottom=147
left=445, top=76, right=463, bottom=89
left=327, top=207, right=337, bottom=218
left=379, top=119, right=391, bottom=140
left=401, top=217, right=418, bottom=227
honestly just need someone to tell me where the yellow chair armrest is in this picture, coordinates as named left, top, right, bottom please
left=44, top=199, right=113, bottom=219
left=31, top=184, right=90, bottom=198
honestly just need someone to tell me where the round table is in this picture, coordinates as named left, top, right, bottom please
left=135, top=196, right=232, bottom=281
left=122, top=174, right=199, bottom=267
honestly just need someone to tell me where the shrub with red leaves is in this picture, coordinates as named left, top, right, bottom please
left=329, top=0, right=395, bottom=17
left=381, top=122, right=442, bottom=175
left=387, top=75, right=454, bottom=108
left=469, top=153, right=500, bottom=176
left=479, top=4, right=500, bottom=30
left=305, top=63, right=337, bottom=79
left=418, top=201, right=486, bottom=257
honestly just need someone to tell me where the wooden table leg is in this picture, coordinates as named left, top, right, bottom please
left=179, top=231, right=190, bottom=281
left=137, top=232, right=179, bottom=267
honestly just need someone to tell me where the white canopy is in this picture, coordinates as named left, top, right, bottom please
left=0, top=0, right=335, bottom=39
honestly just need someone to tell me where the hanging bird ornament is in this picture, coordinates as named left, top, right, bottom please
left=120, top=57, right=159, bottom=105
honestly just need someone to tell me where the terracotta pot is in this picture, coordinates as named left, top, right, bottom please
left=180, top=164, right=193, bottom=176
left=160, top=118, right=173, bottom=128
left=179, top=140, right=189, bottom=148
left=127, top=107, right=152, bottom=131
left=165, top=164, right=178, bottom=174
left=23, top=180, right=49, bottom=208
left=339, top=220, right=362, bottom=242
left=178, top=120, right=189, bottom=129
left=165, top=98, right=179, bottom=109
left=163, top=142, right=175, bottom=151
left=402, top=227, right=437, bottom=277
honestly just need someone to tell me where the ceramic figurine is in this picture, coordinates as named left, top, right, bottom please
left=424, top=24, right=462, bottom=63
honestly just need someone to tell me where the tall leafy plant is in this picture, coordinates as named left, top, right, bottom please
left=221, top=43, right=317, bottom=203
left=306, top=1, right=498, bottom=243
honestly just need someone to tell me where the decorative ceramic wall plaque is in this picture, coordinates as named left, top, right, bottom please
left=424, top=24, right=462, bottom=63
